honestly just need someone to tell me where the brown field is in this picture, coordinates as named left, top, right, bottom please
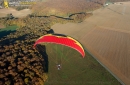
left=32, top=0, right=104, bottom=16
left=52, top=1, right=130, bottom=85
left=81, top=27, right=130, bottom=85
left=0, top=8, right=31, bottom=18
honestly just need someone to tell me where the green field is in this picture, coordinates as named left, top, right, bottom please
left=42, top=43, right=121, bottom=85
left=0, top=25, right=18, bottom=38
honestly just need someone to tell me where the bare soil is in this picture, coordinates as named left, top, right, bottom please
left=81, top=27, right=130, bottom=85
left=32, top=0, right=103, bottom=16
left=52, top=1, right=130, bottom=85
left=0, top=8, right=31, bottom=18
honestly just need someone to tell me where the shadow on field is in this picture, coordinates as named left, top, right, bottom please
left=0, top=30, right=16, bottom=39
left=34, top=29, right=55, bottom=73
left=36, top=44, right=49, bottom=73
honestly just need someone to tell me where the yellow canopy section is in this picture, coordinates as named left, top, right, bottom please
left=4, top=0, right=9, bottom=8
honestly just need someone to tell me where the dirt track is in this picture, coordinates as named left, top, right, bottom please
left=0, top=8, right=31, bottom=18
left=52, top=2, right=130, bottom=85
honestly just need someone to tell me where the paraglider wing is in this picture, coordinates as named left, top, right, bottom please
left=33, top=34, right=85, bottom=57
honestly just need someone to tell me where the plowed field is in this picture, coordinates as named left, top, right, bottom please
left=52, top=1, right=130, bottom=85
left=81, top=27, right=130, bottom=85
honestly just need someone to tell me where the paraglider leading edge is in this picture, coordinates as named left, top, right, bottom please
left=33, top=34, right=85, bottom=58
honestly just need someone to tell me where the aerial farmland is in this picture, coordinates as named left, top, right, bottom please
left=52, top=1, right=130, bottom=85
left=0, top=0, right=130, bottom=84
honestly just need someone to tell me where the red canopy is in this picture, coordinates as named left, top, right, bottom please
left=33, top=34, right=85, bottom=58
